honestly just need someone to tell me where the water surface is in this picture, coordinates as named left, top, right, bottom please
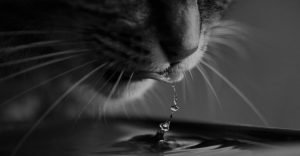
left=1, top=118, right=300, bottom=156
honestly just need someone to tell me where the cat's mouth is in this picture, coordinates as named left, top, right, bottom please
left=134, top=66, right=184, bottom=84
left=102, top=64, right=184, bottom=85
left=95, top=64, right=184, bottom=99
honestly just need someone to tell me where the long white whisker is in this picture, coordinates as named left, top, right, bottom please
left=196, top=65, right=223, bottom=110
left=210, top=21, right=247, bottom=36
left=102, top=71, right=124, bottom=123
left=0, top=49, right=89, bottom=67
left=209, top=37, right=247, bottom=56
left=96, top=70, right=117, bottom=119
left=125, top=72, right=134, bottom=97
left=75, top=67, right=116, bottom=120
left=0, top=60, right=97, bottom=107
left=182, top=72, right=188, bottom=107
left=0, top=40, right=64, bottom=54
left=0, top=54, right=83, bottom=82
left=11, top=63, right=107, bottom=156
left=120, top=72, right=134, bottom=118
left=200, top=61, right=269, bottom=126
left=211, top=27, right=248, bottom=40
left=75, top=77, right=104, bottom=121
left=188, top=70, right=194, bottom=80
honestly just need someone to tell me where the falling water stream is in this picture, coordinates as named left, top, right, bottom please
left=157, top=84, right=180, bottom=142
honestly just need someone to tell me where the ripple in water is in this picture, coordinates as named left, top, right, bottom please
left=95, top=85, right=257, bottom=156
left=97, top=133, right=257, bottom=156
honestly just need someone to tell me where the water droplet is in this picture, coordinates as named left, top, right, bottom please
left=158, top=139, right=165, bottom=144
left=173, top=98, right=178, bottom=105
left=156, top=84, right=180, bottom=143
left=160, top=121, right=170, bottom=132
left=172, top=85, right=176, bottom=92
left=170, top=105, right=180, bottom=112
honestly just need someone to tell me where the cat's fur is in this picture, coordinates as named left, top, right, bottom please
left=0, top=0, right=233, bottom=121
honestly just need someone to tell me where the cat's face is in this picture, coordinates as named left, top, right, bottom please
left=0, top=0, right=232, bottom=102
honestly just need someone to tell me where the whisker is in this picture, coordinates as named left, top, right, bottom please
left=0, top=40, right=64, bottom=54
left=102, top=71, right=124, bottom=124
left=75, top=66, right=117, bottom=121
left=0, top=54, right=83, bottom=82
left=209, top=21, right=249, bottom=59
left=11, top=63, right=107, bottom=156
left=75, top=77, right=104, bottom=121
left=182, top=74, right=188, bottom=107
left=97, top=70, right=118, bottom=119
left=121, top=72, right=134, bottom=118
left=182, top=72, right=191, bottom=104
left=210, top=21, right=247, bottom=35
left=211, top=27, right=248, bottom=40
left=0, top=60, right=97, bottom=107
left=0, top=49, right=89, bottom=67
left=200, top=61, right=269, bottom=126
left=188, top=70, right=194, bottom=80
left=125, top=72, right=134, bottom=97
left=196, top=65, right=223, bottom=110
left=209, top=37, right=247, bottom=56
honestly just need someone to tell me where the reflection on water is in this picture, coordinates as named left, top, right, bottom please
left=1, top=118, right=300, bottom=156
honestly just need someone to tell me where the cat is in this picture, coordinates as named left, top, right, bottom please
left=0, top=0, right=233, bottom=121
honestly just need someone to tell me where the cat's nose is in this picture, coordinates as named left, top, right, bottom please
left=160, top=41, right=199, bottom=64
left=151, top=0, right=200, bottom=63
